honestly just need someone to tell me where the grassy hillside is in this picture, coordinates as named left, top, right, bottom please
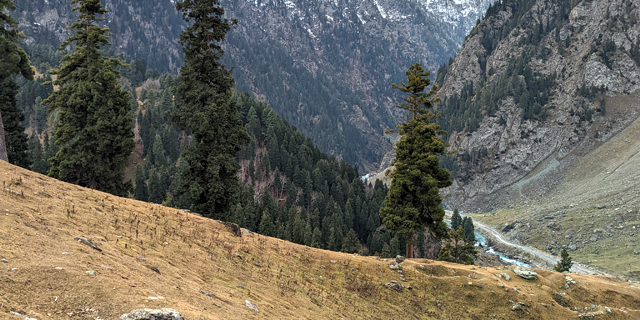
left=0, top=162, right=639, bottom=319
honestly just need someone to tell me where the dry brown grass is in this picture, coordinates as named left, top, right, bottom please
left=0, top=162, right=639, bottom=319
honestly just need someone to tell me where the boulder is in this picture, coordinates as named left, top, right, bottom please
left=119, top=308, right=184, bottom=320
left=222, top=222, right=242, bottom=237
left=245, top=300, right=259, bottom=312
left=386, top=280, right=404, bottom=292
left=395, top=255, right=405, bottom=263
left=74, top=237, right=102, bottom=252
left=388, top=261, right=402, bottom=271
left=513, top=266, right=537, bottom=280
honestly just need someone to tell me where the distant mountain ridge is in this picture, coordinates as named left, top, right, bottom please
left=15, top=0, right=494, bottom=170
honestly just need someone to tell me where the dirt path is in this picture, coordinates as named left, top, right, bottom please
left=445, top=210, right=607, bottom=275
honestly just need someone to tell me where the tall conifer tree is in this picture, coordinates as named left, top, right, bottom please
left=174, top=0, right=249, bottom=219
left=451, top=208, right=462, bottom=231
left=379, top=63, right=452, bottom=259
left=45, top=0, right=134, bottom=196
left=0, top=0, right=34, bottom=167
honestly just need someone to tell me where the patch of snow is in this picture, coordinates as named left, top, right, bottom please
left=373, top=0, right=387, bottom=19
left=284, top=0, right=296, bottom=9
left=306, top=28, right=316, bottom=38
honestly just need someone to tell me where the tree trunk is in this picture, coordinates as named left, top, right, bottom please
left=406, top=233, right=413, bottom=258
left=0, top=112, right=8, bottom=162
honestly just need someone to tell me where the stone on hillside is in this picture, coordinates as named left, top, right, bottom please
left=1, top=258, right=7, bottom=263
left=395, top=255, right=405, bottom=263
left=86, top=270, right=96, bottom=276
left=245, top=300, right=259, bottom=312
left=74, top=237, right=102, bottom=252
left=498, top=272, right=510, bottom=281
left=512, top=303, right=523, bottom=311
left=198, top=288, right=218, bottom=299
left=513, top=266, right=537, bottom=280
left=222, top=222, right=242, bottom=237
left=386, top=280, right=404, bottom=292
left=389, top=261, right=402, bottom=271
left=119, top=308, right=184, bottom=320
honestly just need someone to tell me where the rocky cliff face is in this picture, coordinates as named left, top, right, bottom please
left=436, top=0, right=640, bottom=210
left=15, top=0, right=494, bottom=170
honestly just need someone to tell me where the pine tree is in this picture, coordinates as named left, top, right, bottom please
left=451, top=208, right=462, bottom=231
left=389, top=236, right=401, bottom=258
left=379, top=63, right=452, bottom=258
left=463, top=217, right=476, bottom=243
left=311, top=227, right=323, bottom=248
left=438, top=227, right=477, bottom=265
left=380, top=243, right=392, bottom=258
left=134, top=167, right=149, bottom=201
left=0, top=0, right=34, bottom=166
left=554, top=248, right=573, bottom=272
left=258, top=211, right=276, bottom=237
left=174, top=0, right=249, bottom=219
left=44, top=0, right=134, bottom=196
left=342, top=228, right=360, bottom=253
left=28, top=134, right=48, bottom=174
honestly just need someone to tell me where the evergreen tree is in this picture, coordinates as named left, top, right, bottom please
left=134, top=167, right=149, bottom=201
left=462, top=217, right=476, bottom=243
left=44, top=0, right=134, bottom=196
left=451, top=208, right=462, bottom=231
left=437, top=227, right=477, bottom=265
left=311, top=227, right=323, bottom=248
left=380, top=243, right=392, bottom=258
left=379, top=63, right=452, bottom=258
left=258, top=211, right=276, bottom=237
left=0, top=0, right=34, bottom=166
left=303, top=223, right=313, bottom=246
left=342, top=228, right=360, bottom=253
left=554, top=248, right=573, bottom=272
left=173, top=0, right=249, bottom=219
left=389, top=236, right=401, bottom=258
left=28, top=134, right=48, bottom=174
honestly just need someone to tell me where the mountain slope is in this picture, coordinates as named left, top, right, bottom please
left=475, top=91, right=640, bottom=279
left=430, top=0, right=640, bottom=277
left=435, top=0, right=640, bottom=207
left=15, top=0, right=495, bottom=170
left=15, top=0, right=183, bottom=73
left=221, top=0, right=494, bottom=169
left=1, top=161, right=639, bottom=319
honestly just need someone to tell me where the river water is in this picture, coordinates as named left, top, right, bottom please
left=445, top=220, right=531, bottom=267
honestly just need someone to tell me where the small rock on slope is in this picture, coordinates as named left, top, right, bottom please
left=119, top=308, right=184, bottom=320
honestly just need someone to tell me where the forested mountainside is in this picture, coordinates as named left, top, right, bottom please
left=432, top=0, right=640, bottom=209
left=220, top=0, right=494, bottom=169
left=15, top=0, right=494, bottom=170
left=15, top=0, right=183, bottom=73
left=26, top=73, right=400, bottom=257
